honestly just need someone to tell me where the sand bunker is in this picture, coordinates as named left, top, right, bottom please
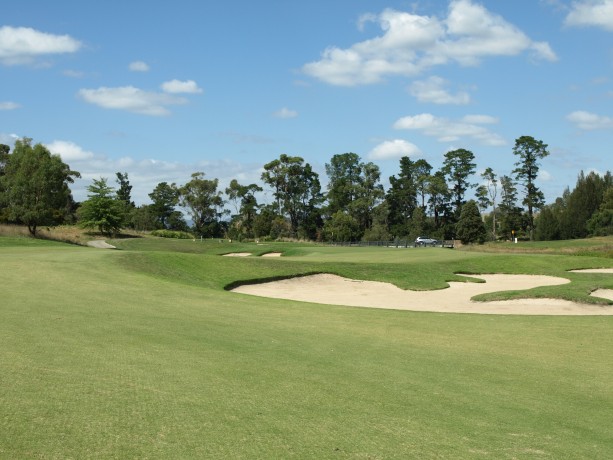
left=223, top=252, right=252, bottom=257
left=87, top=240, right=116, bottom=249
left=232, top=273, right=613, bottom=315
left=569, top=268, right=613, bottom=273
left=261, top=252, right=282, bottom=257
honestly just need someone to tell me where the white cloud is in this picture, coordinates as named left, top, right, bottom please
left=409, top=76, right=471, bottom=104
left=393, top=112, right=506, bottom=146
left=63, top=69, right=85, bottom=78
left=539, top=170, right=553, bottom=181
left=160, top=79, right=203, bottom=94
left=46, top=140, right=95, bottom=161
left=565, top=0, right=613, bottom=31
left=368, top=139, right=422, bottom=160
left=78, top=86, right=188, bottom=116
left=566, top=110, right=613, bottom=130
left=0, top=101, right=20, bottom=110
left=0, top=26, right=81, bottom=66
left=303, top=0, right=556, bottom=86
left=273, top=107, right=298, bottom=119
left=35, top=139, right=264, bottom=205
left=129, top=60, right=150, bottom=72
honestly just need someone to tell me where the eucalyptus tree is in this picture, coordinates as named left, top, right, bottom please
left=325, top=152, right=384, bottom=236
left=262, top=154, right=322, bottom=238
left=225, top=179, right=263, bottom=239
left=414, top=159, right=432, bottom=210
left=1, top=138, right=80, bottom=235
left=512, top=135, right=550, bottom=240
left=179, top=172, right=227, bottom=237
left=476, top=167, right=498, bottom=239
left=325, top=152, right=363, bottom=216
left=441, top=148, right=476, bottom=217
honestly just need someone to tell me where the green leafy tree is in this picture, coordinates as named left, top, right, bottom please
left=414, top=159, right=432, bottom=210
left=179, top=172, right=226, bottom=237
left=456, top=200, right=487, bottom=244
left=562, top=171, right=611, bottom=239
left=262, top=154, right=322, bottom=238
left=323, top=211, right=361, bottom=242
left=325, top=152, right=363, bottom=216
left=115, top=172, right=134, bottom=208
left=386, top=156, right=418, bottom=237
left=325, top=153, right=384, bottom=238
left=442, top=148, right=476, bottom=217
left=0, top=143, right=10, bottom=221
left=0, top=143, right=9, bottom=176
left=1, top=138, right=80, bottom=235
left=427, top=170, right=452, bottom=231
left=78, top=177, right=125, bottom=236
left=362, top=201, right=391, bottom=242
left=478, top=167, right=498, bottom=239
left=149, top=182, right=181, bottom=229
left=225, top=179, right=263, bottom=239
left=498, top=175, right=525, bottom=240
left=512, top=135, right=550, bottom=240
left=535, top=205, right=561, bottom=241
left=129, top=205, right=158, bottom=232
left=587, top=187, right=613, bottom=236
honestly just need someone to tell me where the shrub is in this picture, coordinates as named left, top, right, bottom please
left=151, top=229, right=194, bottom=239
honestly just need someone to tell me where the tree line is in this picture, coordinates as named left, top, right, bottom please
left=1, top=136, right=611, bottom=243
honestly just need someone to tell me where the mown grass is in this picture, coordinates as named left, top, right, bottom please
left=1, top=235, right=612, bottom=458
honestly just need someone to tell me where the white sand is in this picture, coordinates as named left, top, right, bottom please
left=261, top=252, right=282, bottom=257
left=87, top=240, right=116, bottom=249
left=569, top=268, right=613, bottom=273
left=232, top=273, right=613, bottom=315
left=223, top=252, right=252, bottom=257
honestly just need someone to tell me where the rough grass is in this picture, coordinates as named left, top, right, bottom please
left=1, top=235, right=612, bottom=458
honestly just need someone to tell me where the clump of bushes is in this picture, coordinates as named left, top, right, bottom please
left=151, top=229, right=194, bottom=239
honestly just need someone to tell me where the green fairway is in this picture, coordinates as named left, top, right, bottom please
left=1, top=236, right=612, bottom=458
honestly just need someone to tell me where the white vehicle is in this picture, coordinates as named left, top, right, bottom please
left=415, top=236, right=438, bottom=246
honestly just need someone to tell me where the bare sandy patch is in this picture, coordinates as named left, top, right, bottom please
left=87, top=240, right=116, bottom=249
left=569, top=268, right=613, bottom=273
left=261, top=252, right=282, bottom=257
left=232, top=273, right=613, bottom=315
left=223, top=252, right=252, bottom=257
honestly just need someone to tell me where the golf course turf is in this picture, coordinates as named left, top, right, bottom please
left=1, top=235, right=612, bottom=458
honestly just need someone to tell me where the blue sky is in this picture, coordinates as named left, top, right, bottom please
left=1, top=0, right=612, bottom=205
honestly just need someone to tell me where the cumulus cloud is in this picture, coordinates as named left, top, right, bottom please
left=303, top=0, right=556, bottom=86
left=78, top=86, right=188, bottom=116
left=46, top=140, right=95, bottom=161
left=273, top=107, right=298, bottom=119
left=0, top=26, right=81, bottom=66
left=565, top=0, right=613, bottom=31
left=0, top=101, right=20, bottom=110
left=161, top=79, right=203, bottom=94
left=368, top=139, right=422, bottom=160
left=129, top=60, right=150, bottom=72
left=393, top=113, right=506, bottom=146
left=409, top=76, right=471, bottom=104
left=566, top=110, right=613, bottom=130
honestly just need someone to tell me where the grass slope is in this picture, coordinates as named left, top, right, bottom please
left=1, top=236, right=612, bottom=458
